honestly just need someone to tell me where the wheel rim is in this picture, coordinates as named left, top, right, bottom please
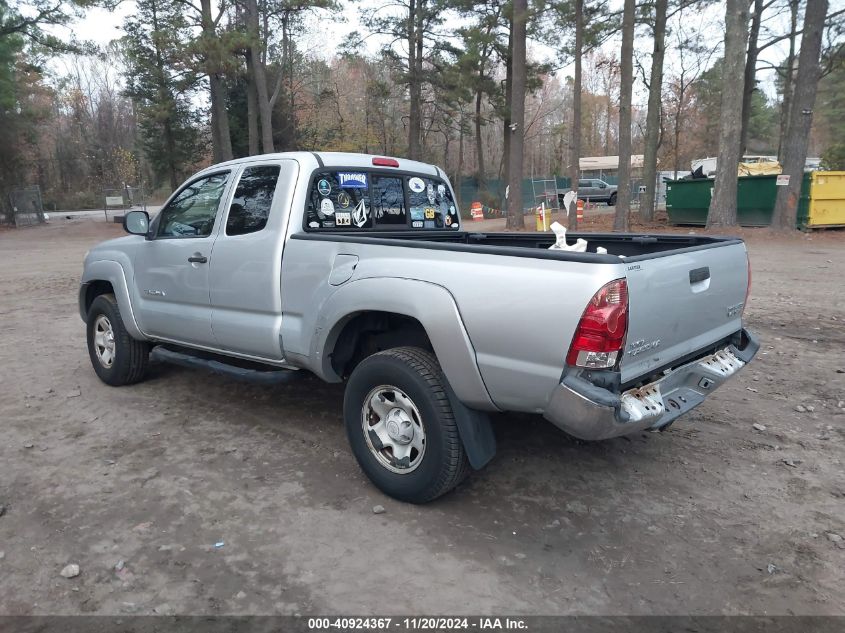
left=93, top=315, right=116, bottom=368
left=361, top=385, right=426, bottom=474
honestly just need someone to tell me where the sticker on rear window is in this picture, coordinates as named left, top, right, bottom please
left=317, top=179, right=331, bottom=196
left=338, top=172, right=368, bottom=188
left=408, top=177, right=425, bottom=193
left=320, top=198, right=335, bottom=216
left=352, top=199, right=369, bottom=227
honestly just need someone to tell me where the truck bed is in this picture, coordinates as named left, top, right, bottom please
left=292, top=230, right=742, bottom=262
left=289, top=228, right=749, bottom=407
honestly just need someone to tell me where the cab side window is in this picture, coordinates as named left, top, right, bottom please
left=226, top=165, right=280, bottom=236
left=157, top=173, right=229, bottom=238
left=306, top=171, right=372, bottom=229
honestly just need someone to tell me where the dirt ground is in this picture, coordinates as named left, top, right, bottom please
left=0, top=217, right=843, bottom=616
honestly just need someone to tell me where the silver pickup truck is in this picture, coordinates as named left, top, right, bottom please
left=79, top=152, right=758, bottom=503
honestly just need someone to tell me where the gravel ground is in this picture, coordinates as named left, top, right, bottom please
left=0, top=219, right=843, bottom=616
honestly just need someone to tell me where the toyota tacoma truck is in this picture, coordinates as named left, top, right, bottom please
left=79, top=152, right=758, bottom=503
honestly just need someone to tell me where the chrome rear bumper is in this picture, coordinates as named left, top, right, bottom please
left=543, top=329, right=759, bottom=441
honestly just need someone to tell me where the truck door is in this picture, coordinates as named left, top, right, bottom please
left=131, top=171, right=231, bottom=347
left=209, top=159, right=299, bottom=360
left=578, top=179, right=593, bottom=202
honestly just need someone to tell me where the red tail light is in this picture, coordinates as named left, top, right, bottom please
left=566, top=278, right=628, bottom=369
left=372, top=157, right=399, bottom=167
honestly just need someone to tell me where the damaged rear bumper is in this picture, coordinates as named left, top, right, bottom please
left=543, top=329, right=760, bottom=441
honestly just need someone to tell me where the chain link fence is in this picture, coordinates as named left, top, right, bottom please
left=8, top=186, right=46, bottom=227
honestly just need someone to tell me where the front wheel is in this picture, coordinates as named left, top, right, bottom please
left=608, top=192, right=617, bottom=207
left=86, top=294, right=150, bottom=386
left=343, top=347, right=470, bottom=503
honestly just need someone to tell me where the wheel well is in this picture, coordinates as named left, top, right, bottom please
left=84, top=280, right=115, bottom=315
left=330, top=311, right=433, bottom=378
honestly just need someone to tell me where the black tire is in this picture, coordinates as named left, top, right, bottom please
left=86, top=293, right=149, bottom=386
left=344, top=347, right=470, bottom=503
left=608, top=192, right=617, bottom=207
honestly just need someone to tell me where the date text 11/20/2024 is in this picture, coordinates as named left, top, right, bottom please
left=307, top=617, right=528, bottom=630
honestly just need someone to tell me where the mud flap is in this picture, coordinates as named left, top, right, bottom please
left=442, top=380, right=496, bottom=470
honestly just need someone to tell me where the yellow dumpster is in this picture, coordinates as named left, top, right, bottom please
left=800, top=171, right=845, bottom=228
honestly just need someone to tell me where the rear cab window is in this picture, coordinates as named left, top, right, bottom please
left=305, top=169, right=460, bottom=231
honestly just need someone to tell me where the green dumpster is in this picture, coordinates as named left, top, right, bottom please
left=666, top=173, right=811, bottom=226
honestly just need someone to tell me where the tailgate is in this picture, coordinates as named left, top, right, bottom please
left=620, top=241, right=749, bottom=384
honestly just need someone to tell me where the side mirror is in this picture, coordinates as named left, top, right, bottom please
left=599, top=182, right=607, bottom=189
left=124, top=210, right=150, bottom=237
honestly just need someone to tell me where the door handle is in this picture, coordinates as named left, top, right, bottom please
left=188, top=254, right=208, bottom=264
left=689, top=266, right=710, bottom=283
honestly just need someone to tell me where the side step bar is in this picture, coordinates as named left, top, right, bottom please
left=151, top=346, right=301, bottom=385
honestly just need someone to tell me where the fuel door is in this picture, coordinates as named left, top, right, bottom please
left=329, top=254, right=359, bottom=286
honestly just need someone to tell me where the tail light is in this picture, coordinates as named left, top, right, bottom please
left=566, top=278, right=628, bottom=369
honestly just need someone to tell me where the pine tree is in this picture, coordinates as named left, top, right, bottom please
left=123, top=0, right=203, bottom=189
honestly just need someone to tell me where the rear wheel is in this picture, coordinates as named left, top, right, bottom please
left=86, top=294, right=149, bottom=386
left=343, top=347, right=470, bottom=503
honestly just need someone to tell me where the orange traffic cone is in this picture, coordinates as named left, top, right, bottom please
left=576, top=199, right=584, bottom=222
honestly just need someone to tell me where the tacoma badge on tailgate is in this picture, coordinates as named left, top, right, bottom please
left=627, top=338, right=661, bottom=356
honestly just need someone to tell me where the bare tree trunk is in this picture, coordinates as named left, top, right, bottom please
left=502, top=22, right=513, bottom=187
left=707, top=0, right=750, bottom=228
left=673, top=117, right=681, bottom=178
left=613, top=0, right=635, bottom=232
left=778, top=0, right=799, bottom=161
left=457, top=111, right=464, bottom=210
left=279, top=15, right=291, bottom=147
left=245, top=0, right=274, bottom=153
left=641, top=0, right=668, bottom=222
left=254, top=67, right=274, bottom=153
left=475, top=85, right=485, bottom=191
left=280, top=15, right=297, bottom=149
left=773, top=0, right=828, bottom=230
left=506, top=0, right=527, bottom=230
left=740, top=0, right=764, bottom=154
left=407, top=0, right=423, bottom=159
left=246, top=57, right=259, bottom=156
left=567, top=0, right=583, bottom=230
left=209, top=74, right=232, bottom=160
left=200, top=0, right=232, bottom=162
